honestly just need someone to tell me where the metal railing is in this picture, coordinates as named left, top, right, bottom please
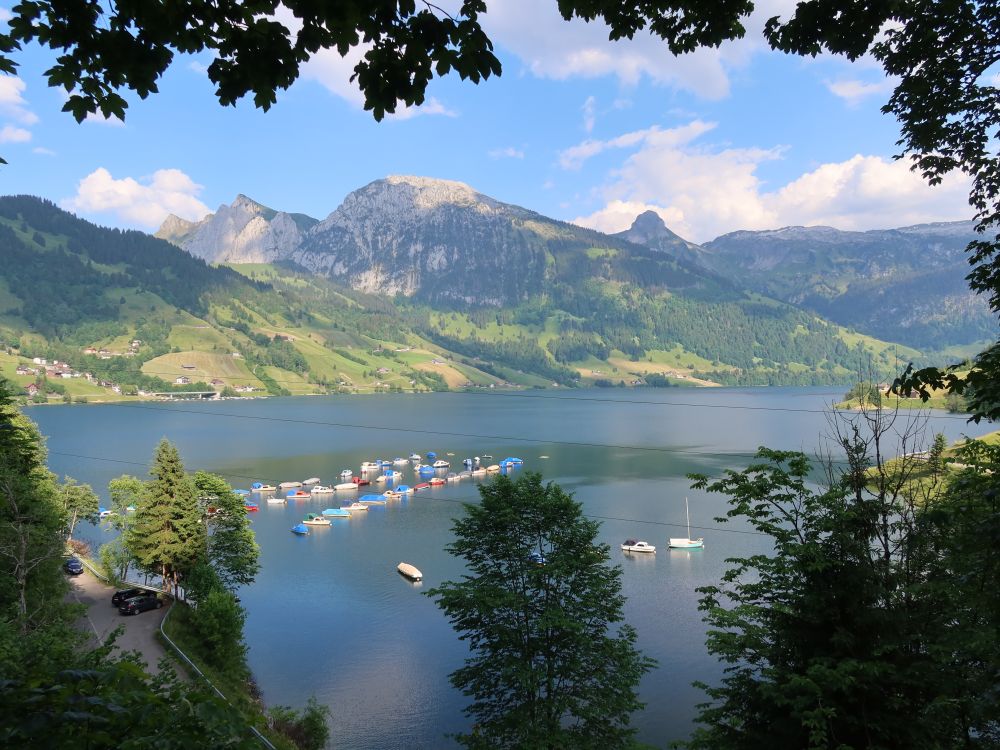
left=75, top=554, right=276, bottom=750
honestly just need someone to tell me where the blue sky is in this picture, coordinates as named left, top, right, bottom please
left=0, top=1, right=974, bottom=243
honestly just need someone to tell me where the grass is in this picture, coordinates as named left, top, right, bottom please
left=142, top=351, right=261, bottom=387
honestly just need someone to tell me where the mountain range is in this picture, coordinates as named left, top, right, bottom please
left=0, top=177, right=993, bottom=404
left=158, top=175, right=994, bottom=352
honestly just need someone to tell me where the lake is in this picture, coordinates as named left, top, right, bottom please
left=31, top=387, right=991, bottom=748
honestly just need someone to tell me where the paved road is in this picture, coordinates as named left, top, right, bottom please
left=68, top=569, right=171, bottom=674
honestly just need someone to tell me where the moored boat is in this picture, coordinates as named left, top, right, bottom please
left=243, top=502, right=259, bottom=512
left=428, top=477, right=446, bottom=486
left=252, top=483, right=276, bottom=492
left=267, top=496, right=286, bottom=504
left=668, top=497, right=705, bottom=549
left=352, top=476, right=370, bottom=486
left=235, top=489, right=251, bottom=497
left=394, top=485, right=412, bottom=494
left=485, top=464, right=501, bottom=473
left=302, top=477, right=321, bottom=485
left=382, top=470, right=402, bottom=481
left=310, top=485, right=335, bottom=494
left=446, top=472, right=461, bottom=482
left=393, top=457, right=408, bottom=465
left=339, top=469, right=353, bottom=480
left=286, top=489, right=311, bottom=499
left=432, top=459, right=450, bottom=468
left=335, top=482, right=358, bottom=491
left=471, top=467, right=486, bottom=476
left=303, top=513, right=330, bottom=526
left=290, top=523, right=308, bottom=535
left=414, top=482, right=430, bottom=491
left=397, top=562, right=423, bottom=581
left=321, top=508, right=351, bottom=518
left=360, top=461, right=379, bottom=471
left=408, top=453, right=421, bottom=461
left=279, top=481, right=302, bottom=489
left=343, top=502, right=368, bottom=512
left=359, top=494, right=388, bottom=505
left=621, top=539, right=656, bottom=553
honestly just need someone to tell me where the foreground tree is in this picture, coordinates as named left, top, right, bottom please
left=429, top=472, right=654, bottom=749
left=127, top=439, right=204, bottom=594
left=58, top=476, right=98, bottom=541
left=686, top=405, right=998, bottom=748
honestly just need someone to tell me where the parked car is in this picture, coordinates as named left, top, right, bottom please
left=111, top=587, right=145, bottom=606
left=63, top=557, right=84, bottom=575
left=118, top=594, right=162, bottom=616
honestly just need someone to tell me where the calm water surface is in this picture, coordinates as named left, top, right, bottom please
left=31, top=388, right=991, bottom=749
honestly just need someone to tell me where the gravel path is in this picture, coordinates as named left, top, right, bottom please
left=68, top=569, right=172, bottom=674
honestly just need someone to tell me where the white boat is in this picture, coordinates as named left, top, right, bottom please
left=669, top=497, right=705, bottom=549
left=621, top=539, right=656, bottom=553
left=252, top=483, right=276, bottom=492
left=343, top=502, right=369, bottom=512
left=432, top=459, right=450, bottom=468
left=335, top=482, right=358, bottom=491
left=446, top=473, right=461, bottom=483
left=485, top=464, right=501, bottom=473
left=266, top=496, right=286, bottom=504
left=302, top=477, right=321, bottom=485
left=409, top=453, right=421, bottom=461
left=360, top=461, right=379, bottom=471
left=310, top=485, right=335, bottom=494
left=339, top=469, right=353, bottom=480
left=278, top=481, right=302, bottom=489
left=471, top=467, right=487, bottom=476
left=302, top=513, right=330, bottom=526
left=397, top=562, right=423, bottom=581
left=382, top=470, right=402, bottom=480
left=393, top=457, right=408, bottom=465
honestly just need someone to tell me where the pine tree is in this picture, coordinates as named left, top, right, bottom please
left=127, top=440, right=204, bottom=595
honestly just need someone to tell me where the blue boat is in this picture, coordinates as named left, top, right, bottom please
left=251, top=481, right=263, bottom=490
left=321, top=508, right=351, bottom=517
left=234, top=488, right=251, bottom=496
left=418, top=465, right=435, bottom=475
left=290, top=523, right=308, bottom=535
left=427, top=451, right=437, bottom=459
left=395, top=485, right=412, bottom=494
left=500, top=457, right=524, bottom=466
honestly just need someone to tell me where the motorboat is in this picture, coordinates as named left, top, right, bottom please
left=302, top=477, right=321, bottom=485
left=252, top=483, right=276, bottom=493
left=428, top=477, right=446, bottom=486
left=382, top=470, right=402, bottom=481
left=335, top=482, right=358, bottom=491
left=343, top=502, right=369, bottom=512
left=339, top=469, right=353, bottom=480
left=286, top=490, right=311, bottom=499
left=414, top=482, right=430, bottom=491
left=310, top=485, right=335, bottom=494
left=303, top=513, right=330, bottom=526
left=321, top=508, right=351, bottom=518
left=621, top=539, right=656, bottom=553
left=234, top=489, right=251, bottom=496
left=359, top=494, right=388, bottom=505
left=397, top=562, right=423, bottom=581
left=290, top=524, right=308, bottom=535
left=352, top=476, right=370, bottom=486
left=500, top=457, right=524, bottom=465
left=266, top=496, right=286, bottom=504
left=432, top=459, right=450, bottom=468
left=446, top=473, right=461, bottom=483
left=409, top=453, right=421, bottom=461
left=393, top=457, right=409, bottom=465
left=360, top=461, right=379, bottom=471
left=279, top=481, right=302, bottom=489
left=243, top=502, right=259, bottom=512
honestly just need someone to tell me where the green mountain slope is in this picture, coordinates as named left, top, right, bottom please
left=0, top=195, right=926, bottom=399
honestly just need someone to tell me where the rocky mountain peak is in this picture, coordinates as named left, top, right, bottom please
left=155, top=213, right=199, bottom=245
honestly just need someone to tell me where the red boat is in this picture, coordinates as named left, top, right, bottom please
left=243, top=503, right=259, bottom=512
left=414, top=482, right=431, bottom=491
left=428, top=477, right=446, bottom=486
left=352, top=476, right=370, bottom=486
left=287, top=490, right=311, bottom=499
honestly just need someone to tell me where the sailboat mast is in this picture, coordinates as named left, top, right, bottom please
left=685, top=497, right=691, bottom=539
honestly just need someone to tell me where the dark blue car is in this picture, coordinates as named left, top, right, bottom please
left=64, top=557, right=84, bottom=575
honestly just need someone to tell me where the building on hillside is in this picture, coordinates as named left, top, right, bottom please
left=25, top=383, right=39, bottom=396
left=174, top=376, right=191, bottom=385
left=211, top=379, right=225, bottom=386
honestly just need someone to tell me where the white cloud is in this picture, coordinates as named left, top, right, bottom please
left=0, top=75, right=38, bottom=125
left=582, top=95, right=596, bottom=133
left=63, top=168, right=211, bottom=229
left=484, top=0, right=799, bottom=98
left=488, top=146, right=525, bottom=159
left=0, top=8, right=12, bottom=22
left=826, top=78, right=892, bottom=106
left=569, top=124, right=972, bottom=241
left=32, top=146, right=56, bottom=156
left=558, top=120, right=715, bottom=170
left=188, top=60, right=209, bottom=76
left=84, top=111, right=126, bottom=127
left=300, top=46, right=456, bottom=118
left=0, top=124, right=30, bottom=143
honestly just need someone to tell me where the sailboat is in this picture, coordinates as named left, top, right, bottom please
left=668, top=497, right=704, bottom=549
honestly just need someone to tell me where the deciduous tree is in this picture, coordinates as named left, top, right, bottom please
left=429, top=472, right=654, bottom=749
left=192, top=471, right=260, bottom=591
left=58, top=476, right=98, bottom=541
